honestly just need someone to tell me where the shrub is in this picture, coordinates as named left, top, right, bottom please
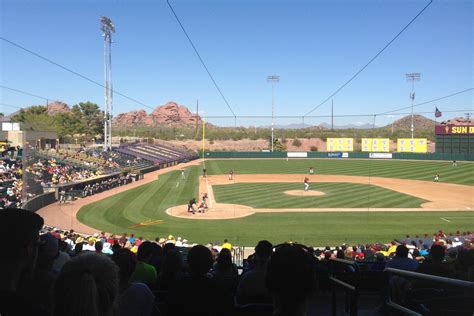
left=310, top=146, right=318, bottom=151
left=292, top=138, right=302, bottom=147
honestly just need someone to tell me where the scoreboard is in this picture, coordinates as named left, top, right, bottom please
left=397, top=138, right=428, bottom=153
left=361, top=138, right=390, bottom=152
left=326, top=138, right=354, bottom=152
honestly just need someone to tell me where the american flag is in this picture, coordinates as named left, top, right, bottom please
left=435, top=107, right=442, bottom=118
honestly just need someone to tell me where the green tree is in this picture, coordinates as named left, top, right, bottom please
left=71, top=102, right=103, bottom=137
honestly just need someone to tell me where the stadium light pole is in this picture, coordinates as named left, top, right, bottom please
left=267, top=75, right=279, bottom=152
left=406, top=73, right=420, bottom=139
left=101, top=16, right=115, bottom=151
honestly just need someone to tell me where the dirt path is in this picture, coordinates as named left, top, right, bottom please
left=166, top=174, right=474, bottom=220
left=36, top=159, right=203, bottom=234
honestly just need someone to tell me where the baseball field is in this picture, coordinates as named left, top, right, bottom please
left=75, top=159, right=474, bottom=246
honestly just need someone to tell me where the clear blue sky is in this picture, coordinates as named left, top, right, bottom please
left=1, top=0, right=472, bottom=126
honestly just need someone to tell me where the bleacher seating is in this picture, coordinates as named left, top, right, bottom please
left=116, top=143, right=197, bottom=164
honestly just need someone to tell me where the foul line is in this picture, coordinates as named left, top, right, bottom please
left=440, top=217, right=451, bottom=222
left=206, top=177, right=214, bottom=209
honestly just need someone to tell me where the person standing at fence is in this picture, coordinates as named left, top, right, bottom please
left=59, top=188, right=66, bottom=204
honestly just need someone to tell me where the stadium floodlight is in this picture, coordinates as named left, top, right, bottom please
left=101, top=16, right=115, bottom=151
left=406, top=73, right=421, bottom=139
left=267, top=75, right=280, bottom=152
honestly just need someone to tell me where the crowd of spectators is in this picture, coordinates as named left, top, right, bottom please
left=0, top=157, right=23, bottom=208
left=1, top=146, right=25, bottom=208
left=1, top=208, right=472, bottom=316
left=59, top=173, right=134, bottom=203
left=26, top=156, right=102, bottom=187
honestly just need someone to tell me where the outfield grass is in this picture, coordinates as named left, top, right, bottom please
left=77, top=162, right=474, bottom=246
left=205, top=159, right=474, bottom=185
left=213, top=182, right=426, bottom=208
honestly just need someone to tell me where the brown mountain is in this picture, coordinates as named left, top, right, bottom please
left=46, top=101, right=70, bottom=115
left=114, top=101, right=201, bottom=127
left=440, top=117, right=473, bottom=125
left=384, top=115, right=435, bottom=130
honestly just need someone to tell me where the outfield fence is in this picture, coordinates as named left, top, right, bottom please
left=204, top=151, right=474, bottom=161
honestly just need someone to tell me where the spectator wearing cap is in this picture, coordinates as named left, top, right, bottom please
left=130, top=241, right=157, bottom=285
left=0, top=208, right=48, bottom=316
left=385, top=245, right=418, bottom=271
left=237, top=240, right=273, bottom=304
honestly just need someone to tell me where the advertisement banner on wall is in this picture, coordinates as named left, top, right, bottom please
left=327, top=152, right=349, bottom=158
left=361, top=138, right=390, bottom=152
left=397, top=138, right=428, bottom=153
left=326, top=138, right=354, bottom=152
left=369, top=153, right=393, bottom=159
left=287, top=152, right=308, bottom=158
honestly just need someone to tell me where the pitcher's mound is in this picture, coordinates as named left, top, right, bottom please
left=284, top=190, right=326, bottom=196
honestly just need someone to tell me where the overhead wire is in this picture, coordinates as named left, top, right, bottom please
left=377, top=87, right=474, bottom=115
left=0, top=37, right=154, bottom=111
left=166, top=0, right=236, bottom=118
left=303, top=0, right=433, bottom=117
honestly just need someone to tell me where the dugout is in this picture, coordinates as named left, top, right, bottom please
left=435, top=125, right=474, bottom=154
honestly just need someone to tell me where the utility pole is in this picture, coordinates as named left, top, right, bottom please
left=101, top=16, right=115, bottom=151
left=331, top=99, right=334, bottom=131
left=267, top=75, right=279, bottom=152
left=406, top=73, right=421, bottom=139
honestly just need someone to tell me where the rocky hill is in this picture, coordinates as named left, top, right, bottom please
left=384, top=114, right=435, bottom=130
left=46, top=101, right=70, bottom=115
left=440, top=117, right=473, bottom=125
left=114, top=101, right=202, bottom=128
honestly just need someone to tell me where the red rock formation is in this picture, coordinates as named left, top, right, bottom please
left=114, top=110, right=153, bottom=126
left=113, top=101, right=202, bottom=127
left=46, top=101, right=70, bottom=115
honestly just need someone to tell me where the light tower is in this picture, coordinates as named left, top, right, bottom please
left=406, top=72, right=420, bottom=139
left=267, top=75, right=279, bottom=152
left=101, top=16, right=115, bottom=151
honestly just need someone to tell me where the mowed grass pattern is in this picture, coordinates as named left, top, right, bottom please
left=76, top=160, right=474, bottom=245
left=206, top=159, right=474, bottom=185
left=213, top=182, right=426, bottom=208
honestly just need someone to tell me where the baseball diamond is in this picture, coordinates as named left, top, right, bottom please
left=35, top=158, right=474, bottom=246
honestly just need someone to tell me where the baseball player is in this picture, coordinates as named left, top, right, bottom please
left=181, top=170, right=186, bottom=180
left=309, top=167, right=314, bottom=175
left=304, top=177, right=310, bottom=191
left=187, top=198, right=197, bottom=214
left=452, top=160, right=457, bottom=167
left=198, top=202, right=206, bottom=213
left=228, top=170, right=234, bottom=181
left=434, top=173, right=439, bottom=182
left=202, top=193, right=209, bottom=208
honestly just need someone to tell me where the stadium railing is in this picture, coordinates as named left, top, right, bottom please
left=329, top=258, right=360, bottom=316
left=384, top=268, right=474, bottom=315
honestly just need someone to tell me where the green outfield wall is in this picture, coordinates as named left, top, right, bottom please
left=204, top=151, right=474, bottom=161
